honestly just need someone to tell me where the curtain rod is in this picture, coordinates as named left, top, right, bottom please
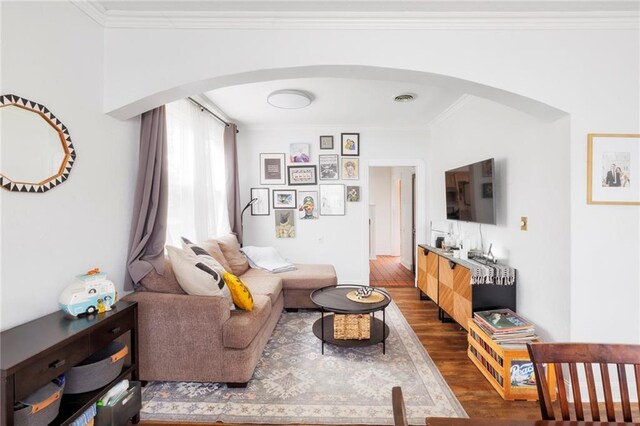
left=187, top=97, right=238, bottom=133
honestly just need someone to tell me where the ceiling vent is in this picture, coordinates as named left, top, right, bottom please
left=394, top=94, right=415, bottom=103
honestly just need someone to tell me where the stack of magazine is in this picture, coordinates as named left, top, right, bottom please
left=473, top=308, right=538, bottom=348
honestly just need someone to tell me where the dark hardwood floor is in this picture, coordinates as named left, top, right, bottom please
left=141, top=287, right=542, bottom=426
left=370, top=256, right=415, bottom=287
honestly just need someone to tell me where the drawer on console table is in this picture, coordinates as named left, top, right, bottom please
left=14, top=335, right=90, bottom=401
left=91, top=311, right=135, bottom=352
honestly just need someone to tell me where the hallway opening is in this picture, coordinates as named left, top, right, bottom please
left=369, top=255, right=414, bottom=287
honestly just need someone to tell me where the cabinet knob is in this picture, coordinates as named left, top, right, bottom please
left=423, top=248, right=429, bottom=256
left=448, top=260, right=456, bottom=270
left=48, top=359, right=65, bottom=369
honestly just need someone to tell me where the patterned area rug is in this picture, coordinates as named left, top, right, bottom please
left=141, top=302, right=467, bottom=425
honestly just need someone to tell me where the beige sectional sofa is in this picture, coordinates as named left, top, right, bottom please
left=122, top=237, right=336, bottom=386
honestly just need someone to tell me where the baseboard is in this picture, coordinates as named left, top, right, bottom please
left=400, top=260, right=413, bottom=271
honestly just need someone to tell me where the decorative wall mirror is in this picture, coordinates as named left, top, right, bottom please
left=0, top=94, right=76, bottom=192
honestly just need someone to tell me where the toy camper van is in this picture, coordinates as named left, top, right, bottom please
left=59, top=270, right=117, bottom=316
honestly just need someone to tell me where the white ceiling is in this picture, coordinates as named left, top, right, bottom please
left=96, top=1, right=640, bottom=13
left=202, top=78, right=465, bottom=128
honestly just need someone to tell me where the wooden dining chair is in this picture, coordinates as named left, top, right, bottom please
left=527, top=342, right=640, bottom=422
left=392, top=386, right=409, bottom=426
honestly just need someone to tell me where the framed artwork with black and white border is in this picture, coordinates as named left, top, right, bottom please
left=250, top=188, right=270, bottom=215
left=273, top=189, right=297, bottom=209
left=287, top=165, right=317, bottom=185
left=341, top=133, right=360, bottom=156
left=319, top=154, right=339, bottom=180
left=260, top=153, right=286, bottom=185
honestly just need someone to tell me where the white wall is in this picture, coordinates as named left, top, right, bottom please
left=239, top=126, right=428, bottom=283
left=428, top=96, right=571, bottom=341
left=0, top=2, right=139, bottom=330
left=370, top=167, right=392, bottom=255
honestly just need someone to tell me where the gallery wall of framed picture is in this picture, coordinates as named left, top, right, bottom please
left=253, top=132, right=360, bottom=236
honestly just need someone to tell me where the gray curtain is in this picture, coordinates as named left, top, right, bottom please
left=125, top=106, right=168, bottom=290
left=224, top=123, right=242, bottom=243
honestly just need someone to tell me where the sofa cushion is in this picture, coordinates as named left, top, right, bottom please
left=166, top=246, right=234, bottom=308
left=240, top=275, right=283, bottom=306
left=216, top=234, right=250, bottom=276
left=241, top=264, right=337, bottom=290
left=223, top=294, right=271, bottom=349
left=198, top=239, right=232, bottom=272
left=223, top=271, right=254, bottom=311
left=181, top=237, right=228, bottom=272
left=138, top=258, right=186, bottom=294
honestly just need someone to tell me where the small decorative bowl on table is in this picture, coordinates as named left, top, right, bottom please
left=345, top=287, right=385, bottom=304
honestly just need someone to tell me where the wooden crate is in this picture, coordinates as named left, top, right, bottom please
left=467, top=319, right=556, bottom=401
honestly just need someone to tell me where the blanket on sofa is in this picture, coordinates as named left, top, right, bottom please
left=240, top=246, right=296, bottom=273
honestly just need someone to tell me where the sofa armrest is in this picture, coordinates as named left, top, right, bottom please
left=122, top=291, right=232, bottom=381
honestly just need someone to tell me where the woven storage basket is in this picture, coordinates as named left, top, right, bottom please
left=333, top=314, right=370, bottom=340
left=65, top=341, right=128, bottom=394
left=14, top=380, right=64, bottom=426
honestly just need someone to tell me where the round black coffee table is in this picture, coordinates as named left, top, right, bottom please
left=310, top=285, right=391, bottom=354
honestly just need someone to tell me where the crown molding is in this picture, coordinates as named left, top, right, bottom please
left=71, top=3, right=639, bottom=30
left=70, top=0, right=107, bottom=27
left=427, top=94, right=475, bottom=128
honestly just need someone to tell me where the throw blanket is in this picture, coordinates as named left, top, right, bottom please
left=240, top=246, right=297, bottom=273
left=466, top=259, right=516, bottom=285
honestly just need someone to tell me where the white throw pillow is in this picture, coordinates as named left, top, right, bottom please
left=181, top=237, right=228, bottom=271
left=166, top=246, right=235, bottom=309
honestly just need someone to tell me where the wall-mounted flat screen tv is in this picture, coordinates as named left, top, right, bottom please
left=445, top=158, right=496, bottom=225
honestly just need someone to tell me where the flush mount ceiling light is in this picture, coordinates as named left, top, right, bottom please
left=394, top=93, right=415, bottom=103
left=267, top=90, right=313, bottom=109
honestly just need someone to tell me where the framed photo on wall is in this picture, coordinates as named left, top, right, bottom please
left=260, top=153, right=286, bottom=185
left=320, top=135, right=334, bottom=150
left=347, top=186, right=360, bottom=202
left=319, top=184, right=345, bottom=216
left=297, top=191, right=319, bottom=219
left=341, top=133, right=359, bottom=156
left=287, top=165, right=317, bottom=185
left=275, top=210, right=295, bottom=238
left=250, top=188, right=269, bottom=215
left=290, top=143, right=310, bottom=163
left=341, top=158, right=359, bottom=180
left=319, top=154, right=339, bottom=180
left=273, top=189, right=297, bottom=209
left=587, top=133, right=639, bottom=205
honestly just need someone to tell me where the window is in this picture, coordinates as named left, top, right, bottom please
left=165, top=99, right=230, bottom=246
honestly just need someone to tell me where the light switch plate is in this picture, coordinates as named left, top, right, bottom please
left=520, top=216, right=528, bottom=231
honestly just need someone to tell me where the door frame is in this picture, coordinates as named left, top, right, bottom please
left=362, top=159, right=426, bottom=287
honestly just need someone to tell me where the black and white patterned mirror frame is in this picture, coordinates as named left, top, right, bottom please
left=0, top=94, right=76, bottom=193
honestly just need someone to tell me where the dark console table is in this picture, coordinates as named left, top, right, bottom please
left=0, top=301, right=139, bottom=426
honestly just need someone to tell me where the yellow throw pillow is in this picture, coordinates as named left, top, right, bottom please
left=223, top=272, right=254, bottom=311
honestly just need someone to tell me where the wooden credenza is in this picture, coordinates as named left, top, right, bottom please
left=0, top=301, right=138, bottom=426
left=417, top=244, right=516, bottom=330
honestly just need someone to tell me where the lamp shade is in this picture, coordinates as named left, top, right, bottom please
left=267, top=90, right=312, bottom=109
